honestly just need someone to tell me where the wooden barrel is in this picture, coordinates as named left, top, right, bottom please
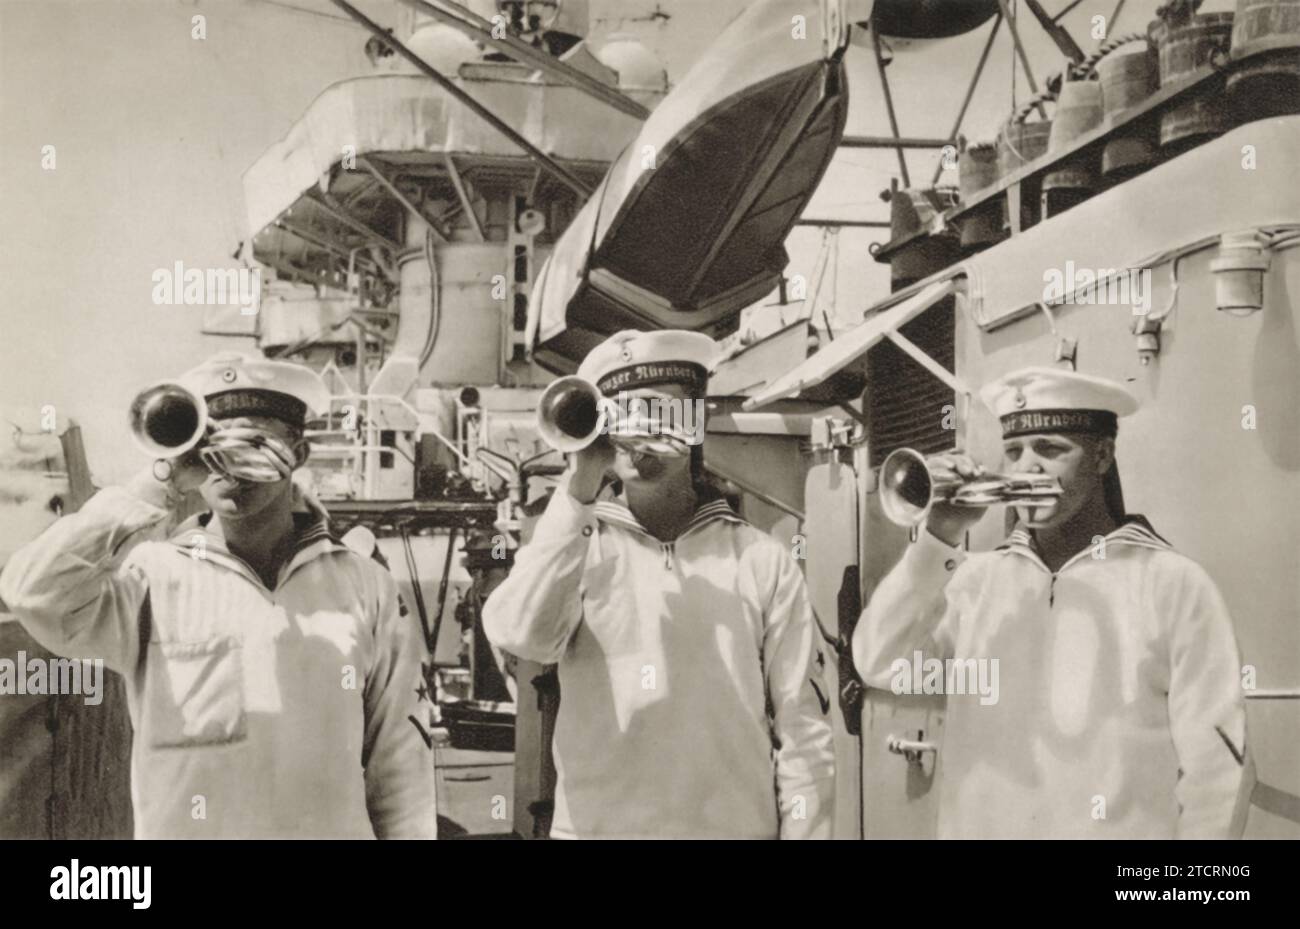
left=1043, top=79, right=1103, bottom=192
left=1098, top=45, right=1159, bottom=175
left=888, top=186, right=961, bottom=286
left=1228, top=0, right=1300, bottom=120
left=957, top=142, right=1002, bottom=248
left=997, top=118, right=1053, bottom=175
left=997, top=119, right=1052, bottom=231
left=958, top=141, right=999, bottom=194
left=1152, top=12, right=1236, bottom=148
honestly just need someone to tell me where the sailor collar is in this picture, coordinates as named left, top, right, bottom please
left=593, top=495, right=745, bottom=541
left=996, top=514, right=1171, bottom=572
left=168, top=510, right=349, bottom=588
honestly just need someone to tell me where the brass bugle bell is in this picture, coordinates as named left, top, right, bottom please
left=536, top=376, right=607, bottom=453
left=129, top=381, right=209, bottom=459
left=535, top=376, right=694, bottom=459
left=879, top=447, right=1063, bottom=528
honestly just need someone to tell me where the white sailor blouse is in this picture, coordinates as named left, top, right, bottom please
left=853, top=517, right=1254, bottom=838
left=0, top=482, right=437, bottom=839
left=482, top=484, right=836, bottom=839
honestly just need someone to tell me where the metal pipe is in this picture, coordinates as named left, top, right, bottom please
left=330, top=0, right=593, bottom=199
left=840, top=135, right=956, bottom=149
left=443, top=153, right=485, bottom=243
left=357, top=156, right=450, bottom=243
left=309, top=192, right=403, bottom=252
left=795, top=218, right=891, bottom=228
left=1108, top=0, right=1127, bottom=32
left=1025, top=0, right=1084, bottom=62
left=276, top=217, right=372, bottom=265
left=1053, top=0, right=1087, bottom=21
left=351, top=317, right=368, bottom=396
left=932, top=12, right=1003, bottom=183
left=704, top=461, right=805, bottom=521
left=399, top=526, right=433, bottom=647
left=397, top=0, right=651, bottom=120
left=430, top=526, right=459, bottom=658
left=870, top=28, right=910, bottom=186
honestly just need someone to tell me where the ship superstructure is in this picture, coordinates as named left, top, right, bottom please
left=227, top=0, right=1300, bottom=839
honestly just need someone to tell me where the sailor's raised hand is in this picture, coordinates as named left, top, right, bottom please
left=567, top=436, right=617, bottom=504
left=926, top=450, right=988, bottom=545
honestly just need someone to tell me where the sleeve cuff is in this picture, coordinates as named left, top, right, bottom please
left=901, top=527, right=968, bottom=580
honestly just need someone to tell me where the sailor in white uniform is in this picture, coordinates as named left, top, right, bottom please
left=0, top=353, right=436, bottom=838
left=853, top=366, right=1254, bottom=838
left=483, top=330, right=836, bottom=839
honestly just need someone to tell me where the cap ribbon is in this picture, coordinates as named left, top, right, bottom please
left=206, top=390, right=307, bottom=428
left=596, top=362, right=707, bottom=397
left=1000, top=408, right=1118, bottom=438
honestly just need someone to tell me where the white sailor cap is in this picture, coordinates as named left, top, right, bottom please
left=980, top=366, right=1138, bottom=438
left=577, top=330, right=718, bottom=397
left=177, top=352, right=331, bottom=427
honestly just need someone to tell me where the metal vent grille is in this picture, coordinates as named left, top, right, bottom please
left=865, top=296, right=956, bottom=468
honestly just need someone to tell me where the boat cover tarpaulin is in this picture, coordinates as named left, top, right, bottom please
left=241, top=73, right=647, bottom=239
left=528, top=0, right=874, bottom=372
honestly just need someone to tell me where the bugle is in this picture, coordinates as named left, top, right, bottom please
left=535, top=377, right=694, bottom=458
left=129, top=381, right=208, bottom=459
left=536, top=376, right=607, bottom=453
left=879, top=447, right=1062, bottom=528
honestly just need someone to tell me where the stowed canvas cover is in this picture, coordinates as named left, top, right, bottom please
left=528, top=0, right=874, bottom=372
left=241, top=73, right=646, bottom=241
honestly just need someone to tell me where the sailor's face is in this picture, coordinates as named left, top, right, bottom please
left=1002, top=432, right=1108, bottom=529
left=609, top=384, right=696, bottom=488
left=199, top=415, right=301, bottom=520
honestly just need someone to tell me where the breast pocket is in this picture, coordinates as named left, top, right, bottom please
left=142, top=637, right=247, bottom=749
left=578, top=555, right=644, bottom=658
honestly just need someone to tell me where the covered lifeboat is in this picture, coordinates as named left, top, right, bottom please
left=527, top=0, right=1004, bottom=372
left=527, top=0, right=870, bottom=371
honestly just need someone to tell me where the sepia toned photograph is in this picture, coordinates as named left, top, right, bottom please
left=0, top=0, right=1296, bottom=901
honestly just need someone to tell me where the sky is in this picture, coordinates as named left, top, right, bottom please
left=0, top=0, right=1214, bottom=484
